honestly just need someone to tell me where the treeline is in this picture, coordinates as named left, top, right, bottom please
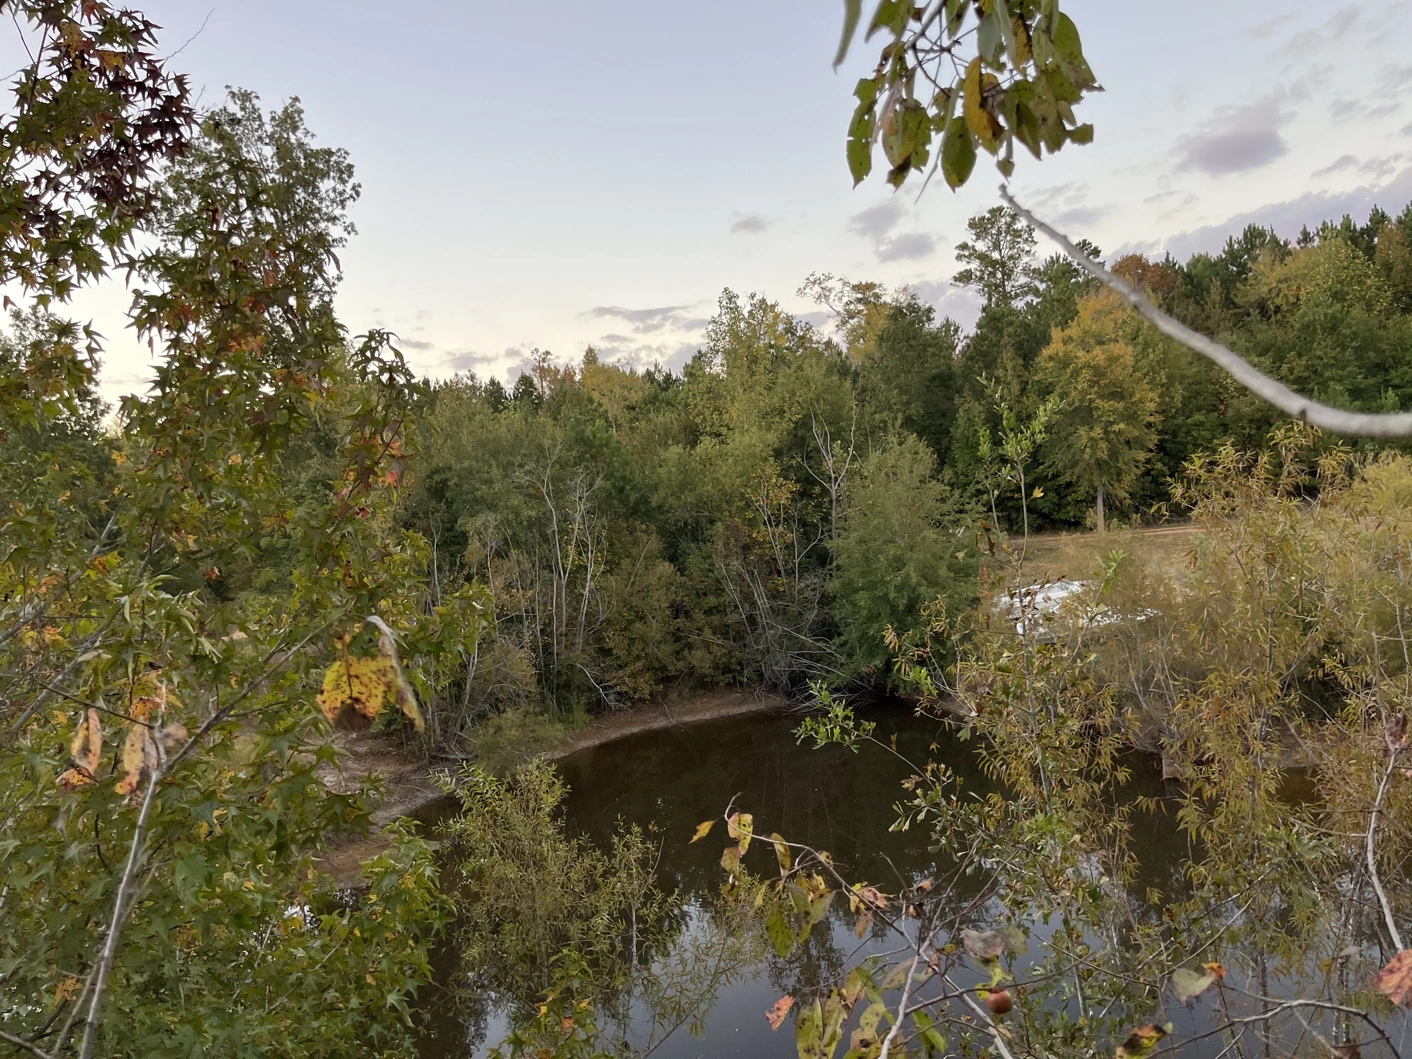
left=394, top=200, right=1412, bottom=726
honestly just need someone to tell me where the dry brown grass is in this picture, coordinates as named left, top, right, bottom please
left=983, top=522, right=1200, bottom=587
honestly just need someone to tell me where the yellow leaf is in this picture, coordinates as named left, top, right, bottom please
left=115, top=722, right=155, bottom=797
left=690, top=819, right=715, bottom=843
left=69, top=707, right=102, bottom=774
left=963, top=58, right=1003, bottom=145
left=53, top=975, right=81, bottom=1007
left=727, top=811, right=754, bottom=854
left=316, top=654, right=394, bottom=731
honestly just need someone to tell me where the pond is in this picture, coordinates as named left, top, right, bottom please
left=415, top=702, right=1189, bottom=1058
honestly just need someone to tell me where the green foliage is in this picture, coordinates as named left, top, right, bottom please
left=743, top=430, right=1412, bottom=1059
left=836, top=1, right=1100, bottom=190
left=0, top=2, right=192, bottom=301
left=438, top=761, right=669, bottom=1008
left=830, top=435, right=976, bottom=675
left=953, top=205, right=1039, bottom=309
left=0, top=85, right=453, bottom=1058
left=1035, top=290, right=1161, bottom=529
left=467, top=707, right=567, bottom=777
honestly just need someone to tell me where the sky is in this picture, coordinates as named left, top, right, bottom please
left=33, top=1, right=1412, bottom=401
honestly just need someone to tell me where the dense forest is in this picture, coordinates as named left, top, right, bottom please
left=8, top=3, right=1412, bottom=1059
left=392, top=198, right=1412, bottom=734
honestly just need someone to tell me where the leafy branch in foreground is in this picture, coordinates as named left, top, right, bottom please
left=1, top=88, right=453, bottom=1058
left=836, top=0, right=1100, bottom=190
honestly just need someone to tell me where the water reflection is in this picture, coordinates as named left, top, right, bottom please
left=415, top=705, right=1364, bottom=1059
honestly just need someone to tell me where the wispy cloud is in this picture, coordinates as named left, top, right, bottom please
left=876, top=233, right=936, bottom=262
left=1176, top=98, right=1288, bottom=175
left=730, top=213, right=771, bottom=234
left=847, top=200, right=904, bottom=239
left=584, top=304, right=707, bottom=334
left=397, top=337, right=434, bottom=351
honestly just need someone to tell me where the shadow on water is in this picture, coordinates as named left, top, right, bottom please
left=414, top=703, right=1202, bottom=1058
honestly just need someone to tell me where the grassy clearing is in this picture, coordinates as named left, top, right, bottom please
left=984, top=522, right=1199, bottom=587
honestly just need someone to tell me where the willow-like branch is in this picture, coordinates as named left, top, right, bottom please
left=1000, top=187, right=1412, bottom=438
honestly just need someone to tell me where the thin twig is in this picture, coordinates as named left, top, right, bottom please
left=1367, top=747, right=1404, bottom=951
left=878, top=952, right=921, bottom=1059
left=0, top=1028, right=53, bottom=1059
left=78, top=761, right=164, bottom=1059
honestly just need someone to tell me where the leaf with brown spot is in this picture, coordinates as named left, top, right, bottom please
left=69, top=707, right=101, bottom=774
left=727, top=811, right=754, bottom=854
left=57, top=767, right=95, bottom=791
left=1372, top=950, right=1412, bottom=1005
left=1116, top=1023, right=1172, bottom=1059
left=316, top=653, right=394, bottom=731
left=115, top=722, right=155, bottom=796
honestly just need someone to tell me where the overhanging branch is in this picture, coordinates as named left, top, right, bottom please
left=1000, top=186, right=1412, bottom=438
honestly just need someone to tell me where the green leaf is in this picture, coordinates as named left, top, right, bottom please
left=796, top=1000, right=825, bottom=1059
left=977, top=7, right=1003, bottom=64
left=847, top=95, right=877, bottom=185
left=765, top=905, right=795, bottom=958
left=770, top=832, right=793, bottom=873
left=1171, top=967, right=1217, bottom=1003
left=945, top=0, right=968, bottom=37
left=868, top=0, right=910, bottom=38
left=1051, top=12, right=1085, bottom=61
left=913, top=1009, right=947, bottom=1056
left=941, top=118, right=977, bottom=189
left=1069, top=122, right=1095, bottom=145
left=835, top=0, right=863, bottom=68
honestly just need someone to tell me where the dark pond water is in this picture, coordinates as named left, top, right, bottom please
left=412, top=704, right=1285, bottom=1058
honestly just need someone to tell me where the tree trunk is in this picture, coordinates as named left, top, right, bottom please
left=1095, top=484, right=1106, bottom=534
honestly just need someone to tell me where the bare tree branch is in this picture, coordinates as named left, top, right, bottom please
left=1367, top=747, right=1405, bottom=951
left=0, top=1028, right=53, bottom=1059
left=1000, top=186, right=1412, bottom=438
left=77, top=759, right=164, bottom=1059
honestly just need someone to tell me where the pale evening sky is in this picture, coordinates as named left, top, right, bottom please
left=41, top=1, right=1412, bottom=401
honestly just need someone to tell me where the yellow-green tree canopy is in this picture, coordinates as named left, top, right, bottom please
left=1035, top=291, right=1159, bottom=529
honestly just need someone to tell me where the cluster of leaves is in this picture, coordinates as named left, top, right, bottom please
left=0, top=73, right=456, bottom=1059
left=837, top=0, right=1100, bottom=190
